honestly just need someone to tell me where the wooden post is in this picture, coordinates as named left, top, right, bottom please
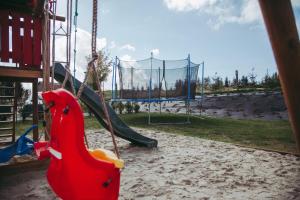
left=32, top=79, right=39, bottom=141
left=42, top=1, right=51, bottom=140
left=259, top=0, right=300, bottom=152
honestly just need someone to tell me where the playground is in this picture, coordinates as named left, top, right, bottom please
left=1, top=0, right=300, bottom=200
left=1, top=127, right=300, bottom=199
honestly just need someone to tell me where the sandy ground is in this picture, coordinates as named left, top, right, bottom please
left=1, top=128, right=300, bottom=200
left=139, top=92, right=288, bottom=120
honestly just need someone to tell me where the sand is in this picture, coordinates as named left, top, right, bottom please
left=1, top=128, right=300, bottom=200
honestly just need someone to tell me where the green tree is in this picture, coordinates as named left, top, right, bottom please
left=203, top=77, right=211, bottom=90
left=248, top=67, right=257, bottom=87
left=262, top=72, right=281, bottom=89
left=125, top=102, right=133, bottom=114
left=211, top=73, right=223, bottom=91
left=240, top=76, right=249, bottom=88
left=86, top=50, right=112, bottom=90
left=224, top=77, right=229, bottom=87
left=117, top=102, right=125, bottom=114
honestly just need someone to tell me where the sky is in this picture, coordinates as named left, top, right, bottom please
left=53, top=0, right=300, bottom=88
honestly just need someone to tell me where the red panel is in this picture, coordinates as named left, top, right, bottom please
left=23, top=15, right=33, bottom=66
left=33, top=18, right=42, bottom=67
left=12, top=13, right=21, bottom=63
left=0, top=11, right=10, bottom=62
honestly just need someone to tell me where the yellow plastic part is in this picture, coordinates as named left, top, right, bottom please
left=89, top=148, right=124, bottom=169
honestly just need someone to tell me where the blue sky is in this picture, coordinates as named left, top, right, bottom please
left=55, top=0, right=300, bottom=85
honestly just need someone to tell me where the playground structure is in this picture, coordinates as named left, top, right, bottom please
left=0, top=0, right=155, bottom=199
left=0, top=0, right=300, bottom=199
left=112, top=54, right=203, bottom=124
left=0, top=1, right=45, bottom=143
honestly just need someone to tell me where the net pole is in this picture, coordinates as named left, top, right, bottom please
left=115, top=57, right=118, bottom=99
left=131, top=66, right=133, bottom=99
left=159, top=67, right=161, bottom=114
left=115, top=56, right=118, bottom=99
left=148, top=52, right=153, bottom=125
left=112, top=61, right=115, bottom=99
left=187, top=54, right=191, bottom=123
left=111, top=58, right=115, bottom=100
left=201, top=62, right=205, bottom=108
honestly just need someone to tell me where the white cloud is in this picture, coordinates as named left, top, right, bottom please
left=164, top=0, right=216, bottom=11
left=53, top=26, right=108, bottom=87
left=151, top=48, right=160, bottom=57
left=119, top=54, right=133, bottom=61
left=164, top=0, right=300, bottom=30
left=292, top=0, right=300, bottom=7
left=120, top=44, right=136, bottom=51
left=163, top=0, right=263, bottom=29
left=109, top=41, right=117, bottom=49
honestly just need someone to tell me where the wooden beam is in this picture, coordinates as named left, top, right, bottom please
left=259, top=0, right=300, bottom=152
left=49, top=14, right=66, bottom=22
left=32, top=79, right=39, bottom=141
left=42, top=7, right=51, bottom=140
left=0, top=66, right=42, bottom=79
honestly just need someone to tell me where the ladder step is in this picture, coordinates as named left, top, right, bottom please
left=0, top=86, right=15, bottom=89
left=0, top=120, right=14, bottom=123
left=0, top=134, right=13, bottom=138
left=0, top=127, right=13, bottom=131
left=0, top=113, right=14, bottom=115
left=0, top=96, right=14, bottom=98
left=0, top=104, right=14, bottom=107
left=52, top=33, right=70, bottom=36
left=54, top=61, right=68, bottom=63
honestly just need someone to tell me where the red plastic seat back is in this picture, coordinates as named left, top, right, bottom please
left=42, top=89, right=120, bottom=200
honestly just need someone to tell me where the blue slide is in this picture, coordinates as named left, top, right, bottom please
left=0, top=125, right=37, bottom=163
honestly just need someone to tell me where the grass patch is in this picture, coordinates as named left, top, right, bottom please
left=98, top=113, right=296, bottom=154
left=3, top=113, right=296, bottom=154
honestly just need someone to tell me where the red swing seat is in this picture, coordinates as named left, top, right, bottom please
left=35, top=89, right=120, bottom=200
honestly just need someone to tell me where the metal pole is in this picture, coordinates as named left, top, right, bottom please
left=112, top=57, right=116, bottom=99
left=131, top=66, right=133, bottom=99
left=187, top=54, right=191, bottom=123
left=115, top=57, right=118, bottom=99
left=148, top=52, right=153, bottom=124
left=159, top=67, right=161, bottom=114
left=201, top=62, right=205, bottom=107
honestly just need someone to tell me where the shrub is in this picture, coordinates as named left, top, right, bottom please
left=117, top=102, right=125, bottom=114
left=20, top=104, right=44, bottom=121
left=133, top=103, right=140, bottom=113
left=111, top=101, right=118, bottom=111
left=125, top=102, right=133, bottom=114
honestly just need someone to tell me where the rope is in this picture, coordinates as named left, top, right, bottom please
left=91, top=0, right=98, bottom=57
left=89, top=0, right=119, bottom=158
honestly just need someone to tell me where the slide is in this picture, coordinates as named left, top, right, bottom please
left=0, top=125, right=37, bottom=163
left=53, top=63, right=158, bottom=148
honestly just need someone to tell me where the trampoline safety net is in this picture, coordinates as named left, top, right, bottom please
left=112, top=56, right=200, bottom=101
